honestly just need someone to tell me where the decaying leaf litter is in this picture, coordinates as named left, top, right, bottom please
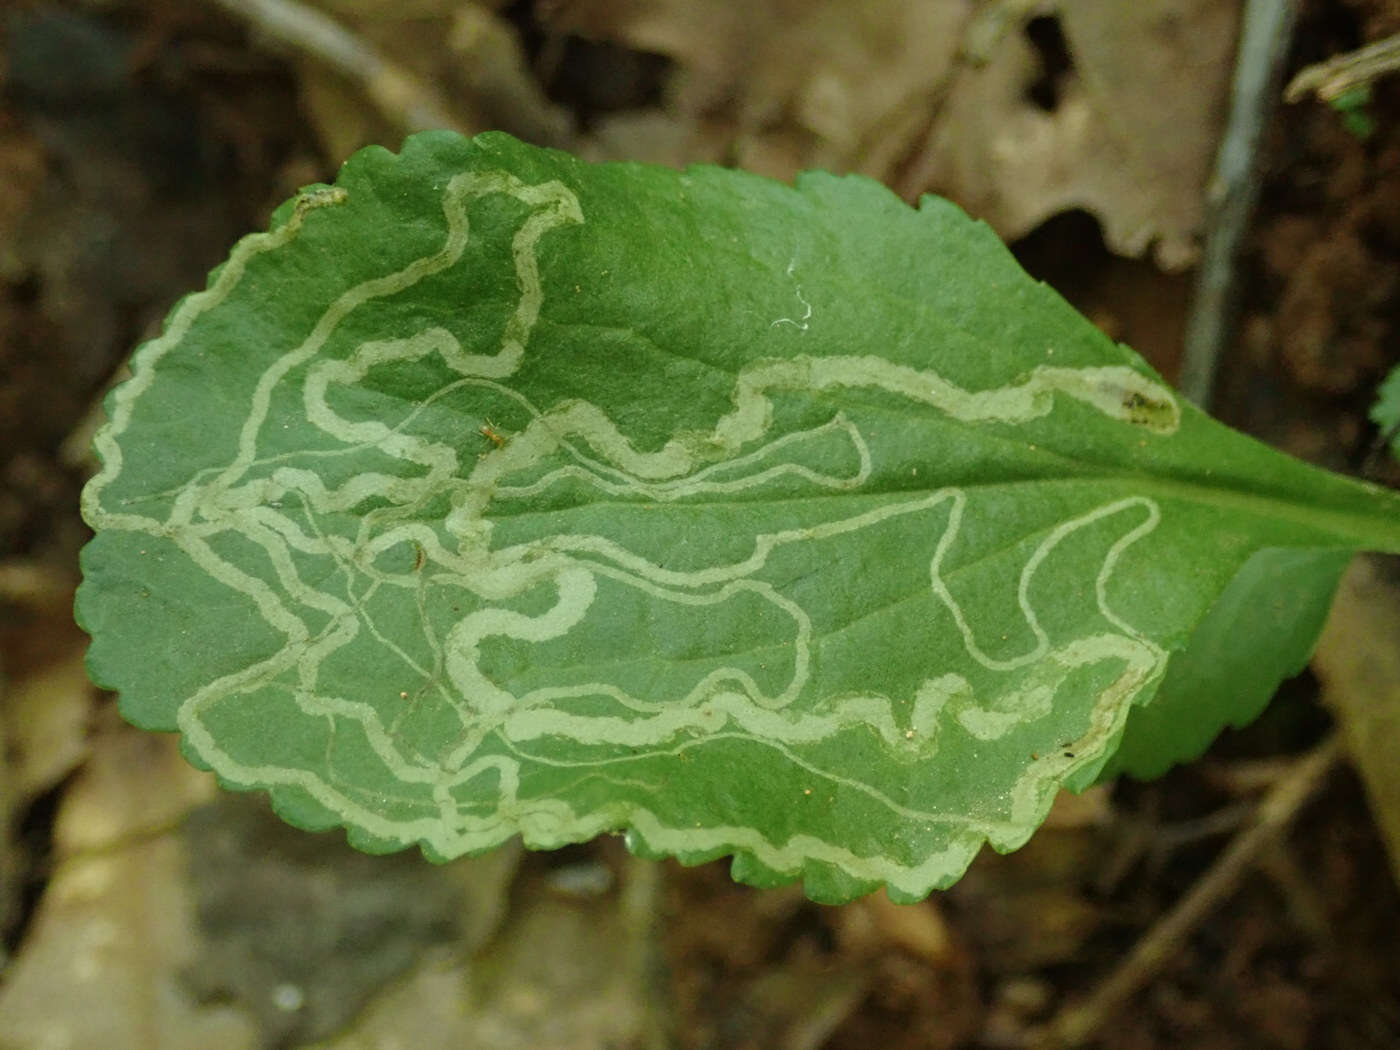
left=3, top=0, right=1400, bottom=1048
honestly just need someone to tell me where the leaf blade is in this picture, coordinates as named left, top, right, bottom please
left=78, top=130, right=1400, bottom=901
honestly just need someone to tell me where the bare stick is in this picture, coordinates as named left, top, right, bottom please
left=1286, top=32, right=1400, bottom=102
left=206, top=0, right=462, bottom=133
left=1178, top=0, right=1301, bottom=408
left=1032, top=733, right=1344, bottom=1049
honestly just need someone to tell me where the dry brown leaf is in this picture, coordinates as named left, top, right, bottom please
left=1040, top=782, right=1113, bottom=829
left=861, top=891, right=956, bottom=965
left=290, top=2, right=568, bottom=160
left=1311, top=554, right=1400, bottom=887
left=317, top=865, right=652, bottom=1050
left=179, top=794, right=522, bottom=1047
left=911, top=0, right=1239, bottom=270
left=552, top=0, right=1232, bottom=267
left=553, top=0, right=973, bottom=179
left=446, top=6, right=572, bottom=146
left=4, top=646, right=95, bottom=804
left=0, top=559, right=75, bottom=614
left=0, top=727, right=255, bottom=1050
left=0, top=579, right=96, bottom=938
left=297, top=57, right=400, bottom=163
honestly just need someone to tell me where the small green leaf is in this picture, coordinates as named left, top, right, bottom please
left=78, top=131, right=1400, bottom=902
left=1330, top=84, right=1376, bottom=140
left=1371, top=363, right=1400, bottom=459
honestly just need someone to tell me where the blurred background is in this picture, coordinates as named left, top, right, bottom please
left=1, top=1, right=1399, bottom=1047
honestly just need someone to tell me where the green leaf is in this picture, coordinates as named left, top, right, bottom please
left=1098, top=547, right=1351, bottom=783
left=78, top=131, right=1400, bottom=903
left=1330, top=84, right=1376, bottom=140
left=1371, top=363, right=1400, bottom=459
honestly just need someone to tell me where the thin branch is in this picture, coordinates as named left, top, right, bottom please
left=1031, top=733, right=1344, bottom=1049
left=1286, top=32, right=1400, bottom=102
left=205, top=0, right=463, bottom=133
left=1178, top=0, right=1301, bottom=408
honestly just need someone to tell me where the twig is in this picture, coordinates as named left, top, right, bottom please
left=205, top=0, right=462, bottom=133
left=621, top=854, right=673, bottom=1050
left=1285, top=32, right=1400, bottom=103
left=1148, top=800, right=1253, bottom=854
left=1031, top=733, right=1344, bottom=1049
left=1178, top=0, right=1301, bottom=408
